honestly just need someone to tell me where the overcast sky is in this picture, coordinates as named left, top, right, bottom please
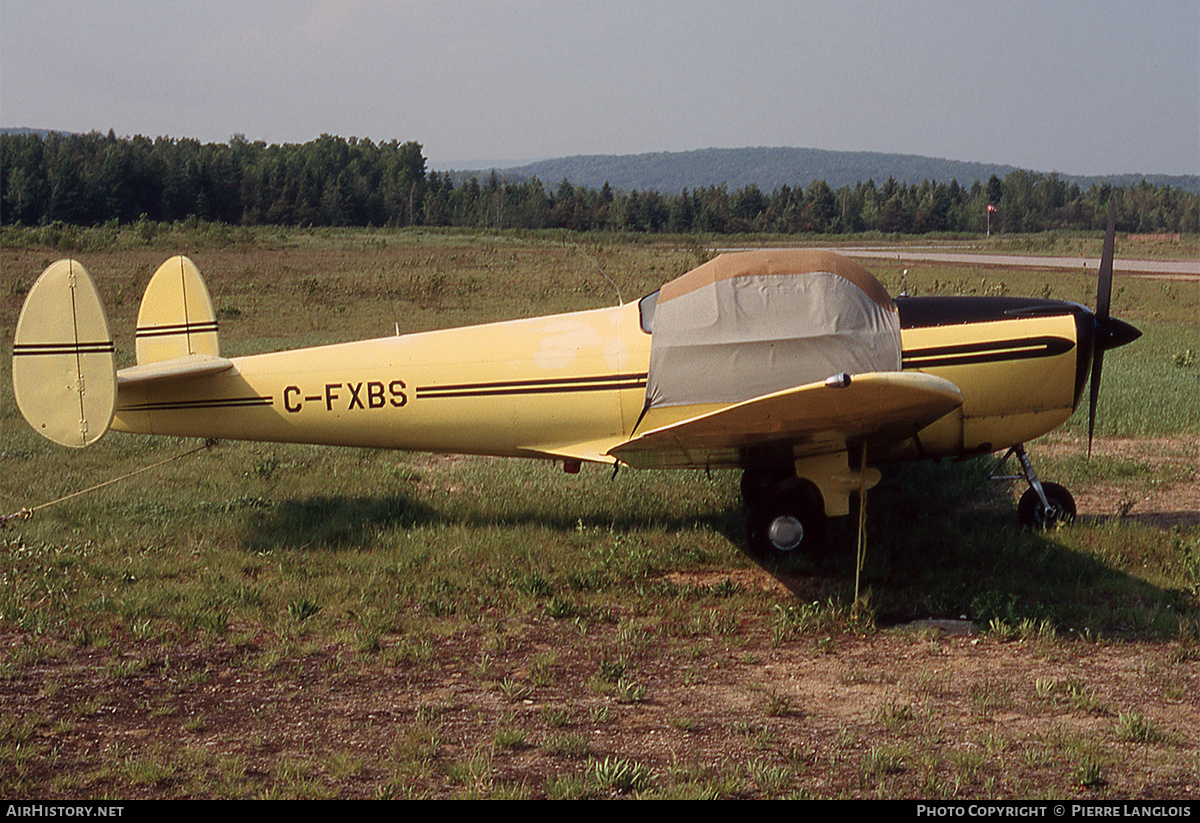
left=2, top=0, right=1197, bottom=176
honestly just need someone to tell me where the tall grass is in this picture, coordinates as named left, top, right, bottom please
left=1061, top=322, right=1199, bottom=437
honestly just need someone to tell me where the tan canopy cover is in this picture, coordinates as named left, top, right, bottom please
left=644, top=249, right=901, bottom=410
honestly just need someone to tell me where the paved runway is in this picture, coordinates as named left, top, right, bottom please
left=834, top=247, right=1200, bottom=279
left=715, top=245, right=1199, bottom=279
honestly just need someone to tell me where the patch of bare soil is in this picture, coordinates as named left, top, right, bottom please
left=3, top=618, right=1197, bottom=799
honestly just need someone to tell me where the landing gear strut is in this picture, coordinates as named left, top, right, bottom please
left=993, top=444, right=1076, bottom=528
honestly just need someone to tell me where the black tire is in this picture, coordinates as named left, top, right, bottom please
left=1018, top=482, right=1076, bottom=528
left=740, top=463, right=790, bottom=506
left=745, top=479, right=827, bottom=560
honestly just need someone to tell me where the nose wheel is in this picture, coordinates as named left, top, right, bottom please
left=993, top=445, right=1076, bottom=529
left=1017, top=481, right=1076, bottom=528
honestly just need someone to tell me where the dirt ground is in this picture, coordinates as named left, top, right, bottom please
left=3, top=602, right=1197, bottom=799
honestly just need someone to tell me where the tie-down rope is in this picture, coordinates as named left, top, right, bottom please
left=1, top=439, right=219, bottom=528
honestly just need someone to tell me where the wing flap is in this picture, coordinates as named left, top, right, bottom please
left=518, top=441, right=622, bottom=465
left=609, top=372, right=963, bottom=470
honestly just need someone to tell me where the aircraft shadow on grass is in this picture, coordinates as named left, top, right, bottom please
left=241, top=472, right=1190, bottom=636
left=241, top=490, right=736, bottom=554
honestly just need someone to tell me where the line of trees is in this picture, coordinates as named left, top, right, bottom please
left=1, top=131, right=425, bottom=228
left=3, top=131, right=1197, bottom=234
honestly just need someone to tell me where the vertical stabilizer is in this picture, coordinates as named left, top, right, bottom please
left=136, top=256, right=220, bottom=364
left=12, top=259, right=116, bottom=447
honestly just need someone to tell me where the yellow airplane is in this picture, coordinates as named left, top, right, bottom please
left=11, top=224, right=1139, bottom=560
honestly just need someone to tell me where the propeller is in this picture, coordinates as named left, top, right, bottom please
left=1086, top=202, right=1142, bottom=456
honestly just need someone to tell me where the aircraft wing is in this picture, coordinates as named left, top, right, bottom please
left=608, top=372, right=963, bottom=470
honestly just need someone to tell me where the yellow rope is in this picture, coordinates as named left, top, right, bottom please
left=853, top=445, right=868, bottom=617
left=1, top=439, right=218, bottom=528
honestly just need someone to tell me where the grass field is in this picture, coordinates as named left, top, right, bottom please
left=1, top=227, right=1197, bottom=799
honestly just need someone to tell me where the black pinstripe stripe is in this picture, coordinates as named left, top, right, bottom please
left=116, top=396, right=272, bottom=412
left=902, top=336, right=1074, bottom=369
left=418, top=373, right=648, bottom=399
left=136, top=321, right=219, bottom=339
left=13, top=341, right=114, bottom=356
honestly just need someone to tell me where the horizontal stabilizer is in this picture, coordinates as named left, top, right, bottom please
left=117, top=354, right=234, bottom=386
left=12, top=259, right=116, bottom=447
left=136, top=256, right=220, bottom=365
left=609, top=372, right=963, bottom=470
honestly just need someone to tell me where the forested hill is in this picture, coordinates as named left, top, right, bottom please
left=454, top=146, right=1200, bottom=195
left=2, top=131, right=1195, bottom=233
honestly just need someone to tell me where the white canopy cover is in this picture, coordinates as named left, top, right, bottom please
left=644, top=249, right=901, bottom=410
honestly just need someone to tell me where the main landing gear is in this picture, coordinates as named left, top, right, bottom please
left=740, top=465, right=827, bottom=561
left=740, top=450, right=880, bottom=561
left=993, top=444, right=1077, bottom=529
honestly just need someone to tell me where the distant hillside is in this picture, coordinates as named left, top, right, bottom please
left=452, top=146, right=1200, bottom=194
left=1, top=127, right=77, bottom=138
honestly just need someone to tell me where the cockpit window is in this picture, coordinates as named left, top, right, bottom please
left=638, top=290, right=659, bottom=334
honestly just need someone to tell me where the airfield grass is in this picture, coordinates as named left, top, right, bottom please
left=1, top=227, right=1197, bottom=799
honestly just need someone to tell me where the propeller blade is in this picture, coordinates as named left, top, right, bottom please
left=1097, top=201, right=1115, bottom=322
left=1088, top=347, right=1103, bottom=457
left=1088, top=201, right=1118, bottom=457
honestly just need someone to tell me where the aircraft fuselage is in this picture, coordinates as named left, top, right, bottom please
left=111, top=294, right=1097, bottom=467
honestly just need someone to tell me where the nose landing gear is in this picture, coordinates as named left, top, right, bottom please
left=992, top=444, right=1077, bottom=528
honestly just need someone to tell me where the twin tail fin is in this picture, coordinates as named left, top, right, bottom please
left=12, top=255, right=227, bottom=447
left=135, top=255, right=220, bottom=363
